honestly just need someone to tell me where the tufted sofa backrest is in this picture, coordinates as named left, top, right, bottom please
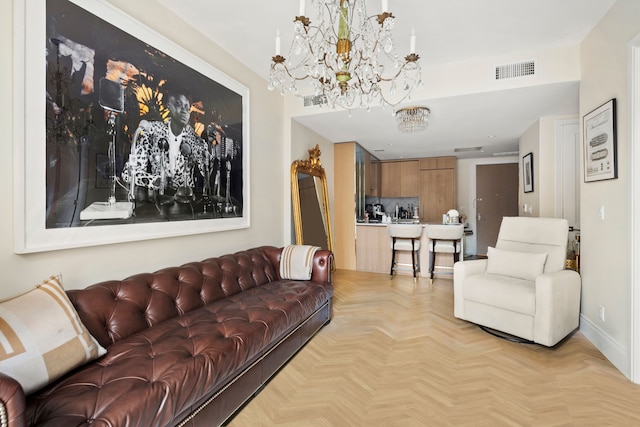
left=68, top=246, right=281, bottom=348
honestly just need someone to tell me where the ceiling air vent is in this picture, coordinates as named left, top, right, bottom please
left=303, top=94, right=328, bottom=107
left=495, top=60, right=536, bottom=80
left=454, top=146, right=483, bottom=153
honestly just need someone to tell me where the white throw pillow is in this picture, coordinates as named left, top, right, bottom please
left=486, top=247, right=548, bottom=282
left=0, top=275, right=106, bottom=394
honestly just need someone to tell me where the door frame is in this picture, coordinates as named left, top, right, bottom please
left=629, top=32, right=640, bottom=384
left=554, top=118, right=580, bottom=228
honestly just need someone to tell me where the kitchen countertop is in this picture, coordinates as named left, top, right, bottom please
left=357, top=221, right=473, bottom=235
left=357, top=221, right=461, bottom=226
left=357, top=221, right=424, bottom=226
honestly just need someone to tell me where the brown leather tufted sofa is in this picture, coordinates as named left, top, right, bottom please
left=0, top=246, right=334, bottom=427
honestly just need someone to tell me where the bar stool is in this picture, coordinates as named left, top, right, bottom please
left=426, top=224, right=464, bottom=283
left=387, top=224, right=423, bottom=279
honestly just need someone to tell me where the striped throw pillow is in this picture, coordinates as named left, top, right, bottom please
left=0, top=275, right=106, bottom=394
left=280, top=245, right=320, bottom=280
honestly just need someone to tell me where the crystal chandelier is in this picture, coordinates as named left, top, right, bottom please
left=395, top=106, right=430, bottom=133
left=268, top=0, right=423, bottom=110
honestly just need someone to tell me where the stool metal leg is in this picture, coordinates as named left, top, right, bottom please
left=430, top=240, right=436, bottom=283
left=390, top=238, right=397, bottom=277
left=411, top=240, right=417, bottom=279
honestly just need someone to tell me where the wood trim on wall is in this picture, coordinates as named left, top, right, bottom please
left=333, top=143, right=357, bottom=270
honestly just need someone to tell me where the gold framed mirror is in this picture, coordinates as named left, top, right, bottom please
left=291, top=145, right=333, bottom=252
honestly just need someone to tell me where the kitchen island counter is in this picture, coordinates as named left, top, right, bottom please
left=356, top=223, right=467, bottom=276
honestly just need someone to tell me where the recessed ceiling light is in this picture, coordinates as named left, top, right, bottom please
left=487, top=135, right=497, bottom=139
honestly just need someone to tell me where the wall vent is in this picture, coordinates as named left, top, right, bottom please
left=495, top=60, right=536, bottom=80
left=303, top=94, right=328, bottom=107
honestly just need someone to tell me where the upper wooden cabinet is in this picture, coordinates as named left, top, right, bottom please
left=380, top=160, right=419, bottom=197
left=420, top=156, right=456, bottom=170
left=420, top=169, right=456, bottom=222
left=418, top=156, right=456, bottom=222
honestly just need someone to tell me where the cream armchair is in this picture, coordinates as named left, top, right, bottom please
left=453, top=216, right=581, bottom=347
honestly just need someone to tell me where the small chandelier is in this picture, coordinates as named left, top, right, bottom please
left=395, top=106, right=430, bottom=133
left=268, top=0, right=423, bottom=110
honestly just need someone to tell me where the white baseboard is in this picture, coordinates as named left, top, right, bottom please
left=580, top=314, right=630, bottom=379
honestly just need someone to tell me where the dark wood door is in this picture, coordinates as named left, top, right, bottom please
left=476, top=163, right=519, bottom=255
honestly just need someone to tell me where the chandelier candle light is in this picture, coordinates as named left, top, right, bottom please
left=268, top=0, right=423, bottom=110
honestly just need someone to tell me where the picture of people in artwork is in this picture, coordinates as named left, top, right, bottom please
left=44, top=0, right=244, bottom=228
left=122, top=84, right=210, bottom=203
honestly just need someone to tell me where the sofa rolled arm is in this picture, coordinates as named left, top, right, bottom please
left=534, top=269, right=582, bottom=347
left=453, top=259, right=488, bottom=319
left=310, top=250, right=333, bottom=283
left=0, top=373, right=26, bottom=427
left=264, top=246, right=333, bottom=283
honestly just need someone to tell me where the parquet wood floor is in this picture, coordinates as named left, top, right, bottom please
left=227, top=270, right=640, bottom=426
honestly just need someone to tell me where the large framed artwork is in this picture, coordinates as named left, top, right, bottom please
left=583, top=98, right=617, bottom=183
left=14, top=0, right=250, bottom=253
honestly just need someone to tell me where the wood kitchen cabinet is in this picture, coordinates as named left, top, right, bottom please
left=419, top=156, right=456, bottom=223
left=380, top=160, right=419, bottom=197
left=356, top=225, right=392, bottom=273
left=420, top=156, right=456, bottom=170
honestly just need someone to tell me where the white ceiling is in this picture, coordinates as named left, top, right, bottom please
left=159, top=0, right=616, bottom=160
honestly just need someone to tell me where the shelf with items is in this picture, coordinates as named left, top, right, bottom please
left=566, top=232, right=580, bottom=272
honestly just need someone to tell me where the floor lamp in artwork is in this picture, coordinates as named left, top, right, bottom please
left=80, top=77, right=134, bottom=220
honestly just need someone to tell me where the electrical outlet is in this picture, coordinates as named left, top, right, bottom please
left=599, top=305, right=605, bottom=322
left=599, top=205, right=605, bottom=220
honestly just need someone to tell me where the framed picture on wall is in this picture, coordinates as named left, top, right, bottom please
left=13, top=0, right=251, bottom=253
left=583, top=98, right=617, bottom=183
left=523, top=152, right=534, bottom=193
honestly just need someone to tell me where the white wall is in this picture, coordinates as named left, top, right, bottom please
left=538, top=117, right=559, bottom=217
left=578, top=0, right=640, bottom=377
left=518, top=115, right=579, bottom=218
left=2, top=0, right=286, bottom=296
left=289, top=45, right=581, bottom=119
left=519, top=120, right=540, bottom=216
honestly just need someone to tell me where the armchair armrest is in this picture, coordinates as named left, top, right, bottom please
left=0, top=372, right=26, bottom=427
left=453, top=259, right=488, bottom=319
left=534, top=269, right=582, bottom=346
